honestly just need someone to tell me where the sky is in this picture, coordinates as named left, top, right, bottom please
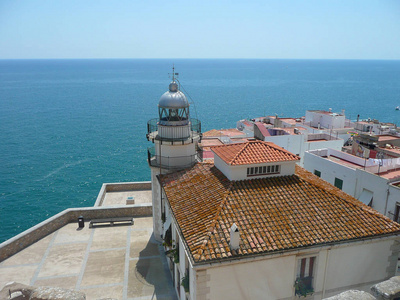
left=0, top=0, right=399, bottom=60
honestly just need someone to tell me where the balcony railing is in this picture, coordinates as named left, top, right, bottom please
left=147, top=118, right=202, bottom=141
left=147, top=147, right=203, bottom=170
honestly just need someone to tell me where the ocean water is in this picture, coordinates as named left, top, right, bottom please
left=1, top=59, right=400, bottom=243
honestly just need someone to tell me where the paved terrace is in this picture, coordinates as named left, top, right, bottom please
left=0, top=187, right=177, bottom=300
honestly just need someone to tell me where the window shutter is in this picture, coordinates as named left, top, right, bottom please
left=309, top=257, right=315, bottom=277
left=300, top=258, right=306, bottom=278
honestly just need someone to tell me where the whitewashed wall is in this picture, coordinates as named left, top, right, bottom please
left=190, top=238, right=397, bottom=300
left=203, top=255, right=296, bottom=300
left=303, top=150, right=392, bottom=218
left=303, top=151, right=357, bottom=196
left=264, top=134, right=305, bottom=156
left=151, top=167, right=162, bottom=241
left=323, top=239, right=395, bottom=298
left=305, top=111, right=345, bottom=129
left=388, top=185, right=400, bottom=220
left=213, top=154, right=296, bottom=181
left=354, top=169, right=389, bottom=215
left=300, top=139, right=343, bottom=166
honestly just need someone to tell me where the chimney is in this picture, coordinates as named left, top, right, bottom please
left=230, top=223, right=240, bottom=250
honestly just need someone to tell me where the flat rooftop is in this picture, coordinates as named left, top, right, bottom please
left=308, top=139, right=329, bottom=142
left=0, top=189, right=177, bottom=300
left=379, top=169, right=400, bottom=181
left=325, top=154, right=364, bottom=169
left=202, top=128, right=245, bottom=138
left=317, top=153, right=400, bottom=181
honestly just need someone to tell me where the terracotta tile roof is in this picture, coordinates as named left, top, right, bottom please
left=160, top=164, right=400, bottom=264
left=211, top=140, right=299, bottom=166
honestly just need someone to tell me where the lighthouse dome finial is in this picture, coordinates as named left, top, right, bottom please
left=159, top=70, right=189, bottom=109
left=169, top=81, right=178, bottom=93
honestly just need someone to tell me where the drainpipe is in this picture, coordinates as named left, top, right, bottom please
left=384, top=186, right=390, bottom=216
left=354, top=177, right=358, bottom=199
left=321, top=248, right=331, bottom=299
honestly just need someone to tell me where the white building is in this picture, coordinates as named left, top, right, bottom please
left=254, top=122, right=344, bottom=166
left=305, top=110, right=346, bottom=130
left=157, top=140, right=400, bottom=300
left=304, top=148, right=400, bottom=222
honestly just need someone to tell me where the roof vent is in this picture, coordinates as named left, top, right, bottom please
left=230, top=223, right=240, bottom=250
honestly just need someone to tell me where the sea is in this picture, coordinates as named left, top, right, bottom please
left=1, top=59, right=400, bottom=243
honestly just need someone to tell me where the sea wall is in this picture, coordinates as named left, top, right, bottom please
left=0, top=203, right=152, bottom=262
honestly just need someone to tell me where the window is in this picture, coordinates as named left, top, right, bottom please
left=358, top=189, right=373, bottom=206
left=295, top=256, right=315, bottom=297
left=394, top=205, right=400, bottom=223
left=314, top=170, right=321, bottom=177
left=334, top=177, right=343, bottom=190
left=246, top=165, right=281, bottom=177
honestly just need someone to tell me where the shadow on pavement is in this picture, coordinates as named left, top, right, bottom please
left=135, top=234, right=177, bottom=299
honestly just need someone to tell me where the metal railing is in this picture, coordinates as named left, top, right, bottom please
left=147, top=118, right=201, bottom=141
left=147, top=147, right=202, bottom=170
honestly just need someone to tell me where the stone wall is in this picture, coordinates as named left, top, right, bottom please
left=0, top=204, right=152, bottom=262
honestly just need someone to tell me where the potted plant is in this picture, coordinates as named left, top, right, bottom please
left=166, top=245, right=179, bottom=264
left=163, top=227, right=172, bottom=248
left=181, top=273, right=189, bottom=293
left=294, top=277, right=314, bottom=297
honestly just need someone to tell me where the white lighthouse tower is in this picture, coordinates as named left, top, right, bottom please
left=146, top=69, right=202, bottom=240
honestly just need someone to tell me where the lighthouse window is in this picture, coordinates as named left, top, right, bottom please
left=247, top=165, right=281, bottom=177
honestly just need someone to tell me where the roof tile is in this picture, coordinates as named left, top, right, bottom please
left=161, top=163, right=400, bottom=264
left=211, top=140, right=299, bottom=166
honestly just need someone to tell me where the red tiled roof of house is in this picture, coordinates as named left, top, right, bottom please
left=211, top=140, right=299, bottom=166
left=160, top=164, right=400, bottom=264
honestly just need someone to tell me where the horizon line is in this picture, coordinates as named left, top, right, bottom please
left=1, top=57, right=400, bottom=61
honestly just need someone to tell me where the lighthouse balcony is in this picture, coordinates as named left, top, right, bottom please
left=146, top=118, right=202, bottom=143
left=147, top=147, right=203, bottom=170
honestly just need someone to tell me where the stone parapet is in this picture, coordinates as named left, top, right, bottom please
left=0, top=204, right=152, bottom=262
left=94, top=181, right=151, bottom=206
left=371, top=276, right=400, bottom=300
left=324, top=290, right=376, bottom=300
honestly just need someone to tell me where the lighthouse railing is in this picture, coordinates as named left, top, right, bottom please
left=147, top=147, right=203, bottom=170
left=147, top=118, right=201, bottom=141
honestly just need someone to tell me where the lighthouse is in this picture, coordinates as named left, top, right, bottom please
left=146, top=69, right=202, bottom=240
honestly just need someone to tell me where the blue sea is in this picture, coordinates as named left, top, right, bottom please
left=1, top=59, right=400, bottom=243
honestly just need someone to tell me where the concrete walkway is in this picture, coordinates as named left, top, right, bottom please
left=0, top=188, right=178, bottom=300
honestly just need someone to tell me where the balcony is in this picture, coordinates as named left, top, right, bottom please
left=294, top=276, right=314, bottom=297
left=147, top=118, right=202, bottom=142
left=147, top=147, right=203, bottom=170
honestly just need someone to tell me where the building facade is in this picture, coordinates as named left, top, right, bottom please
left=158, top=141, right=400, bottom=300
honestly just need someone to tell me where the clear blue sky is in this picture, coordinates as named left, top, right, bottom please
left=0, top=0, right=399, bottom=59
